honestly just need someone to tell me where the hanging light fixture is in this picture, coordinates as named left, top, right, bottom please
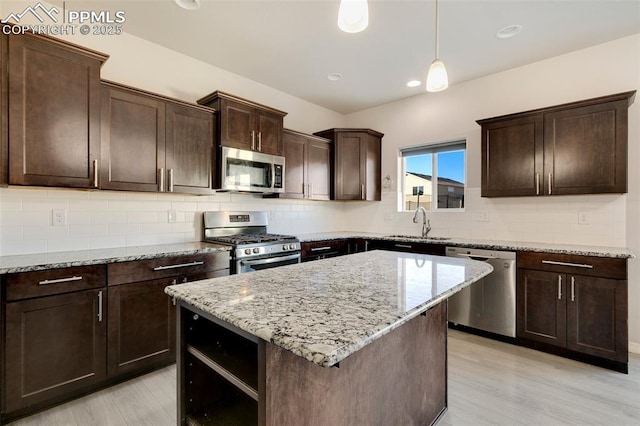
left=426, top=0, right=448, bottom=92
left=338, top=0, right=369, bottom=33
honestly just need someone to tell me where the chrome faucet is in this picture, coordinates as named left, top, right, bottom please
left=413, top=206, right=431, bottom=238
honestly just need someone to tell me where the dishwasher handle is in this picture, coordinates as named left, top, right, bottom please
left=454, top=253, right=492, bottom=262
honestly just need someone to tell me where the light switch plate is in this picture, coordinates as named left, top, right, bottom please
left=168, top=210, right=177, bottom=223
left=52, top=209, right=67, bottom=226
left=578, top=212, right=590, bottom=224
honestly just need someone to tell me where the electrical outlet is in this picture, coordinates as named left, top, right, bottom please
left=578, top=212, right=590, bottom=224
left=167, top=210, right=177, bottom=223
left=475, top=211, right=489, bottom=222
left=384, top=212, right=393, bottom=221
left=52, top=209, right=67, bottom=226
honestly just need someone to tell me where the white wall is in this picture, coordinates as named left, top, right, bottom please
left=343, top=34, right=640, bottom=348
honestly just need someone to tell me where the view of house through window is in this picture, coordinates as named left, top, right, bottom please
left=402, top=141, right=466, bottom=211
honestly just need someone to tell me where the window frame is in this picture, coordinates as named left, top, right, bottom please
left=400, top=139, right=466, bottom=213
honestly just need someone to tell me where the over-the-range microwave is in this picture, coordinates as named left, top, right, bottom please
left=220, top=146, right=285, bottom=193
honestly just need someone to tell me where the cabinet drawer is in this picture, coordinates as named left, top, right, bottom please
left=301, top=240, right=347, bottom=259
left=6, top=265, right=107, bottom=301
left=108, top=252, right=230, bottom=286
left=517, top=252, right=626, bottom=279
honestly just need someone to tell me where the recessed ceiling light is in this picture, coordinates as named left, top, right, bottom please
left=406, top=80, right=421, bottom=88
left=496, top=24, right=523, bottom=39
left=327, top=73, right=343, bottom=81
left=174, top=0, right=201, bottom=10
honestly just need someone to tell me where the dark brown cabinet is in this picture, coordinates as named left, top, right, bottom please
left=517, top=252, right=628, bottom=372
left=100, top=81, right=215, bottom=194
left=106, top=253, right=229, bottom=378
left=282, top=129, right=332, bottom=200
left=198, top=91, right=287, bottom=156
left=7, top=31, right=107, bottom=188
left=1, top=31, right=8, bottom=186
left=368, top=239, right=446, bottom=256
left=314, top=128, right=383, bottom=201
left=4, top=265, right=107, bottom=415
left=301, top=240, right=349, bottom=261
left=478, top=91, right=635, bottom=197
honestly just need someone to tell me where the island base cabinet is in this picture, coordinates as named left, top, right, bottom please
left=177, top=301, right=447, bottom=426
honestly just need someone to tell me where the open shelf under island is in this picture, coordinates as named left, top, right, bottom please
left=165, top=250, right=493, bottom=425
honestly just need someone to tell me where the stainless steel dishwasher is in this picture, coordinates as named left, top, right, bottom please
left=446, top=246, right=516, bottom=338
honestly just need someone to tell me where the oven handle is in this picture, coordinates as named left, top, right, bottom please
left=240, top=253, right=301, bottom=267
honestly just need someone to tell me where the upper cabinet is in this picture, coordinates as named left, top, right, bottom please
left=314, top=128, right=383, bottom=201
left=7, top=30, right=108, bottom=188
left=282, top=129, right=332, bottom=200
left=100, top=81, right=215, bottom=195
left=478, top=91, right=636, bottom=197
left=197, top=91, right=287, bottom=156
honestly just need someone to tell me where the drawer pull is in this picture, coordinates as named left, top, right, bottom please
left=541, top=260, right=593, bottom=269
left=153, top=261, right=204, bottom=271
left=395, top=244, right=412, bottom=249
left=98, top=290, right=103, bottom=322
left=38, top=276, right=83, bottom=285
left=310, top=246, right=332, bottom=252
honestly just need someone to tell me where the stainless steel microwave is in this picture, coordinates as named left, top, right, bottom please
left=220, top=146, right=285, bottom=193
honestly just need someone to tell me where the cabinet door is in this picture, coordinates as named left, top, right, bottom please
left=256, top=110, right=283, bottom=155
left=364, top=133, right=381, bottom=201
left=100, top=85, right=166, bottom=192
left=8, top=33, right=101, bottom=188
left=307, top=138, right=332, bottom=200
left=282, top=130, right=306, bottom=199
left=165, top=103, right=215, bottom=195
left=219, top=99, right=254, bottom=151
left=516, top=269, right=566, bottom=347
left=5, top=289, right=106, bottom=413
left=544, top=100, right=628, bottom=195
left=334, top=133, right=365, bottom=200
left=108, top=278, right=176, bottom=377
left=566, top=276, right=627, bottom=362
left=481, top=115, right=544, bottom=197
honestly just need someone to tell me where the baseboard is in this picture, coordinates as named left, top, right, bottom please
left=629, top=341, right=640, bottom=355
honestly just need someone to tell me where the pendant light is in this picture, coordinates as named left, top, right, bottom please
left=338, top=0, right=369, bottom=33
left=426, top=0, right=448, bottom=92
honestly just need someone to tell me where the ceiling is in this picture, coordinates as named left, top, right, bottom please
left=53, top=1, right=640, bottom=114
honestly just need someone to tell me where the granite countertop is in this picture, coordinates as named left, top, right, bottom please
left=0, top=242, right=231, bottom=274
left=165, top=250, right=493, bottom=367
left=296, top=232, right=635, bottom=259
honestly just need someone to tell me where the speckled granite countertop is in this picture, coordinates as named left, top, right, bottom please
left=0, top=242, right=231, bottom=274
left=165, top=250, right=493, bottom=367
left=297, top=232, right=634, bottom=259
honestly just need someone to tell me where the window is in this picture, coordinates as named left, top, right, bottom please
left=401, top=141, right=466, bottom=211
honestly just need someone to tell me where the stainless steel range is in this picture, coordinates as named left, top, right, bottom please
left=203, top=211, right=301, bottom=274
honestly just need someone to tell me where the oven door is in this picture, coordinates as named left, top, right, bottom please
left=221, top=147, right=285, bottom=193
left=236, top=253, right=301, bottom=274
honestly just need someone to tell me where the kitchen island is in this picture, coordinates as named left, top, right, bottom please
left=165, top=250, right=493, bottom=425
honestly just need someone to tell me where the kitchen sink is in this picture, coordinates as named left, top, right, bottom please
left=386, top=235, right=451, bottom=241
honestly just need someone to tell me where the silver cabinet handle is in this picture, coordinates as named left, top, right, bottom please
left=310, top=246, right=332, bottom=252
left=98, top=290, right=103, bottom=322
left=542, top=260, right=593, bottom=269
left=548, top=172, right=552, bottom=195
left=571, top=276, right=575, bottom=302
left=153, top=261, right=204, bottom=271
left=159, top=168, right=165, bottom=192
left=395, top=244, right=413, bottom=249
left=535, top=173, right=540, bottom=195
left=39, top=276, right=83, bottom=285
left=168, top=169, right=174, bottom=192
left=258, top=132, right=262, bottom=151
left=93, top=159, right=99, bottom=188
left=557, top=275, right=562, bottom=300
left=361, top=184, right=365, bottom=200
left=251, top=131, right=256, bottom=150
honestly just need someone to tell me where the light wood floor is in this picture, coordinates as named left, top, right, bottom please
left=9, top=330, right=640, bottom=425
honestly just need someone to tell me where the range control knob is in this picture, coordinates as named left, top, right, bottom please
left=253, top=247, right=260, bottom=254
left=282, top=244, right=288, bottom=250
left=289, top=244, right=296, bottom=250
left=244, top=249, right=251, bottom=255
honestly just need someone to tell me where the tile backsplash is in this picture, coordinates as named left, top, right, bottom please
left=0, top=187, right=343, bottom=256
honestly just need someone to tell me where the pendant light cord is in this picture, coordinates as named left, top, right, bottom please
left=434, top=0, right=440, bottom=60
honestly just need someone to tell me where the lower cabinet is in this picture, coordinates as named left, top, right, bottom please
left=301, top=240, right=348, bottom=261
left=517, top=252, right=628, bottom=371
left=3, top=266, right=107, bottom=416
left=368, top=239, right=446, bottom=256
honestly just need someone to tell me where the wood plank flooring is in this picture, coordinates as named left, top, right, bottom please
left=9, top=330, right=640, bottom=425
